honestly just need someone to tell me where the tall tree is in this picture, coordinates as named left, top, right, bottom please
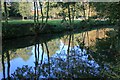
left=45, top=2, right=49, bottom=23
left=0, top=1, right=2, bottom=22
left=4, top=2, right=8, bottom=23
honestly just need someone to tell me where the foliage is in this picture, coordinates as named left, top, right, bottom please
left=11, top=65, right=36, bottom=79
left=8, top=2, right=20, bottom=17
left=1, top=2, right=120, bottom=79
left=18, top=2, right=32, bottom=19
left=93, top=2, right=120, bottom=23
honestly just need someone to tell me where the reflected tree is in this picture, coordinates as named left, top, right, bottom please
left=2, top=51, right=11, bottom=80
left=67, top=34, right=71, bottom=76
left=2, top=52, right=5, bottom=79
left=40, top=43, right=44, bottom=65
left=88, top=29, right=120, bottom=78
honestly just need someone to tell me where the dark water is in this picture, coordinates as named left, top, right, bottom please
left=1, top=27, right=120, bottom=79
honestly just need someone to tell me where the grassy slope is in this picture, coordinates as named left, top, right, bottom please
left=2, top=19, right=113, bottom=39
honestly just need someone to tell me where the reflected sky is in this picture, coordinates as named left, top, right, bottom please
left=0, top=46, right=48, bottom=79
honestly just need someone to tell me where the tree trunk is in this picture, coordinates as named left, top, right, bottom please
left=22, top=16, right=24, bottom=20
left=34, top=2, right=36, bottom=24
left=0, top=1, right=1, bottom=22
left=4, top=2, right=8, bottom=23
left=83, top=2, right=86, bottom=20
left=46, top=2, right=49, bottom=23
left=39, top=2, right=44, bottom=24
left=68, top=3, right=71, bottom=25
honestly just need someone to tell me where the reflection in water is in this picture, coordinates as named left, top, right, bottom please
left=7, top=51, right=10, bottom=80
left=44, top=42, right=50, bottom=77
left=1, top=28, right=120, bottom=79
left=34, top=43, right=39, bottom=79
left=2, top=52, right=5, bottom=79
left=2, top=51, right=10, bottom=80
left=94, top=28, right=120, bottom=78
left=40, top=43, right=44, bottom=65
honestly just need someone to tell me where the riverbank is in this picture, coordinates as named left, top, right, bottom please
left=3, top=27, right=114, bottom=53
left=2, top=19, right=114, bottom=39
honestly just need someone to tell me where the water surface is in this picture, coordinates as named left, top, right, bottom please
left=1, top=27, right=120, bottom=79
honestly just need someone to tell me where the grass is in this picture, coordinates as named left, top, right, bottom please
left=2, top=19, right=80, bottom=25
left=2, top=19, right=62, bottom=24
left=2, top=19, right=114, bottom=39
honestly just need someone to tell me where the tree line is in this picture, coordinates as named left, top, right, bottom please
left=1, top=2, right=119, bottom=22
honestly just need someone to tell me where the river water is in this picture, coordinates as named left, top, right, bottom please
left=1, top=27, right=120, bottom=79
